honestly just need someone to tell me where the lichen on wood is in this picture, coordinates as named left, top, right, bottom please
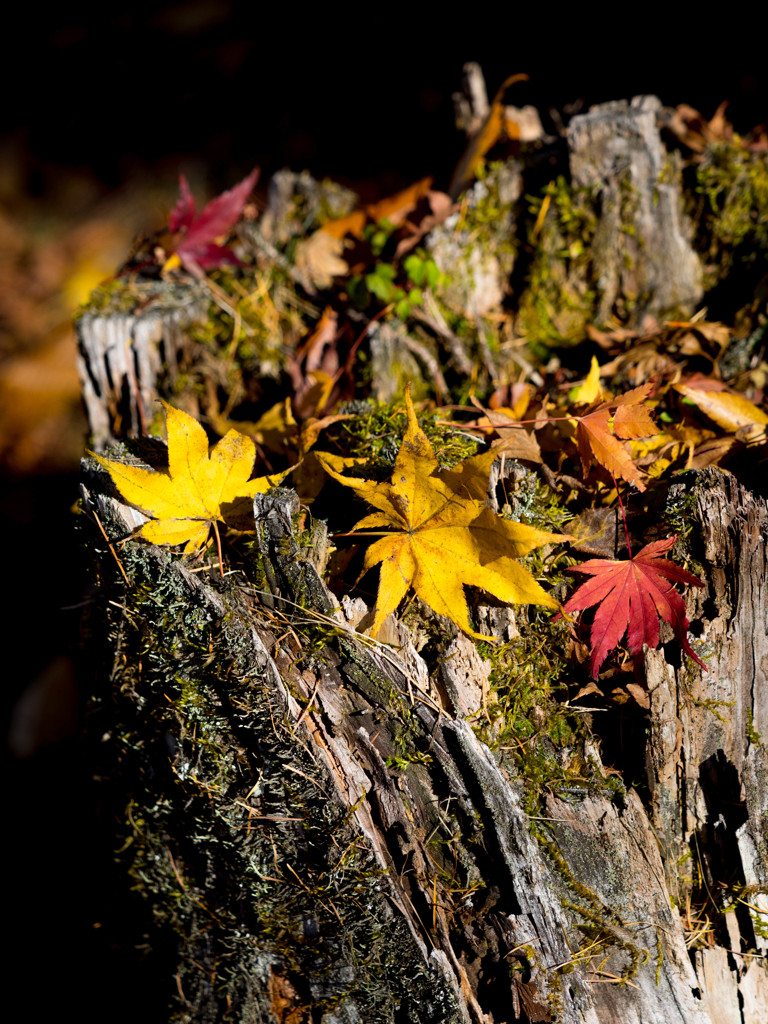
left=75, top=84, right=768, bottom=1022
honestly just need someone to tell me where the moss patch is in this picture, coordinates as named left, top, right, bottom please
left=517, top=176, right=598, bottom=359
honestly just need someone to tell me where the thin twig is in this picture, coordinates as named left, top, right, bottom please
left=90, top=509, right=131, bottom=586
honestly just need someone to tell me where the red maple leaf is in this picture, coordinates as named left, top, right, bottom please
left=167, top=168, right=259, bottom=275
left=563, top=536, right=706, bottom=677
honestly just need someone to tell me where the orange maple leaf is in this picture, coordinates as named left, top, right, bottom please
left=572, top=382, right=658, bottom=491
left=563, top=536, right=705, bottom=677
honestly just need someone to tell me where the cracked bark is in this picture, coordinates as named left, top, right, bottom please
left=75, top=94, right=765, bottom=1023
left=78, top=466, right=768, bottom=1022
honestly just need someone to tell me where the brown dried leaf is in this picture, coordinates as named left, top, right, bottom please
left=491, top=431, right=543, bottom=464
left=293, top=231, right=349, bottom=290
left=625, top=682, right=650, bottom=710
left=365, top=176, right=434, bottom=227
left=469, top=395, right=542, bottom=462
left=573, top=680, right=603, bottom=701
left=690, top=435, right=737, bottom=470
left=568, top=507, right=619, bottom=558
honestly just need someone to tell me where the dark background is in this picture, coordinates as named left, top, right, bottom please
left=2, top=5, right=765, bottom=1020
left=5, top=4, right=767, bottom=200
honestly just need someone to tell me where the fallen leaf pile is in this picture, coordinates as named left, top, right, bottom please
left=91, top=379, right=718, bottom=675
left=73, top=81, right=768, bottom=690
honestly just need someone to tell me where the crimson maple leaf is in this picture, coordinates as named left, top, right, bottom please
left=563, top=536, right=705, bottom=677
left=166, top=168, right=259, bottom=275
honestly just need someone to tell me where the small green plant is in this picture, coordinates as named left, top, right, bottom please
left=364, top=218, right=396, bottom=256
left=402, top=251, right=442, bottom=290
left=349, top=244, right=445, bottom=320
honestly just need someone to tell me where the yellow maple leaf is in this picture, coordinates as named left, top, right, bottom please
left=92, top=403, right=282, bottom=552
left=315, top=389, right=569, bottom=641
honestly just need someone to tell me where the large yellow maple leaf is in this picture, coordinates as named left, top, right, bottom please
left=93, top=403, right=281, bottom=552
left=316, top=390, right=569, bottom=641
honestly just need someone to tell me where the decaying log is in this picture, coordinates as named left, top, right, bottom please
left=79, top=459, right=768, bottom=1022
left=645, top=470, right=768, bottom=1023
left=75, top=87, right=766, bottom=1022
left=567, top=96, right=703, bottom=324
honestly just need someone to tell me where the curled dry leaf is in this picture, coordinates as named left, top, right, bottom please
left=675, top=381, right=768, bottom=440
left=468, top=395, right=542, bottom=462
left=572, top=680, right=602, bottom=702
left=625, top=682, right=651, bottom=709
left=449, top=73, right=529, bottom=197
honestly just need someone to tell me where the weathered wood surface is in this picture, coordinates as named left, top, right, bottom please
left=76, top=91, right=767, bottom=1022
left=567, top=96, right=703, bottom=324
left=79, top=463, right=768, bottom=1022
left=646, top=471, right=768, bottom=1023
left=77, top=281, right=209, bottom=449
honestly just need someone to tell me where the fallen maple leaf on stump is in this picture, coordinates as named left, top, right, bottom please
left=563, top=536, right=706, bottom=677
left=572, top=382, right=658, bottom=491
left=164, top=168, right=259, bottom=275
left=316, top=388, right=569, bottom=641
left=93, top=403, right=282, bottom=552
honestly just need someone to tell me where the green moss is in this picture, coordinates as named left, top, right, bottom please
left=465, top=161, right=518, bottom=258
left=75, top=275, right=144, bottom=319
left=612, top=176, right=644, bottom=317
left=695, top=140, right=768, bottom=277
left=461, top=476, right=579, bottom=809
left=560, top=902, right=649, bottom=982
left=386, top=713, right=434, bottom=771
left=187, top=266, right=294, bottom=380
left=473, top=619, right=596, bottom=810
left=280, top=174, right=358, bottom=234
left=328, top=398, right=480, bottom=470
left=724, top=885, right=768, bottom=942
left=662, top=475, right=700, bottom=538
left=527, top=823, right=653, bottom=986
left=746, top=711, right=763, bottom=747
left=468, top=475, right=626, bottom=907
left=518, top=176, right=598, bottom=358
left=81, top=509, right=460, bottom=1021
left=499, top=472, right=573, bottom=535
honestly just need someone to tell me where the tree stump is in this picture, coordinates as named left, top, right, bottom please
left=76, top=92, right=768, bottom=1023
